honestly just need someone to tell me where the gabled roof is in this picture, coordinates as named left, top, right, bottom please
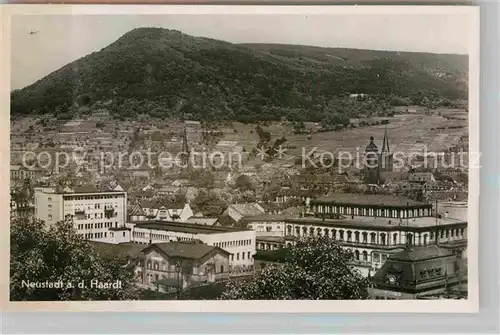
left=129, top=203, right=146, bottom=216
left=229, top=203, right=265, bottom=217
left=142, top=242, right=229, bottom=260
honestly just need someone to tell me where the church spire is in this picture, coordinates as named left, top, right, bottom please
left=381, top=126, right=390, bottom=154
left=181, top=127, right=191, bottom=170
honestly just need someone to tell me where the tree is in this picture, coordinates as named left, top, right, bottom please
left=234, top=175, right=255, bottom=192
left=10, top=218, right=139, bottom=301
left=192, top=189, right=228, bottom=216
left=220, top=236, right=370, bottom=300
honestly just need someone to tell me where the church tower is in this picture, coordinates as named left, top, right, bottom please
left=379, top=127, right=393, bottom=173
left=364, top=136, right=380, bottom=185
left=181, top=127, right=191, bottom=171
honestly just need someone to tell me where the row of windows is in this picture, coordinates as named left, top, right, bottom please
left=311, top=205, right=431, bottom=218
left=77, top=222, right=117, bottom=230
left=74, top=212, right=118, bottom=220
left=80, top=231, right=126, bottom=239
left=133, top=232, right=195, bottom=243
left=230, top=251, right=251, bottom=261
left=72, top=204, right=119, bottom=211
left=145, top=261, right=226, bottom=274
left=256, top=226, right=281, bottom=232
left=82, top=232, right=106, bottom=239
left=214, top=239, right=252, bottom=249
left=64, top=195, right=124, bottom=201
left=287, top=226, right=466, bottom=245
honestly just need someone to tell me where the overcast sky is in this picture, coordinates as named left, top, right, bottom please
left=11, top=13, right=472, bottom=90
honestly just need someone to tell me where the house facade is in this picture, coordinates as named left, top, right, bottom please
left=139, top=242, right=230, bottom=292
left=34, top=185, right=128, bottom=242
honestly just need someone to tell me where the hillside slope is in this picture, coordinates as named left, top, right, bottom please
left=11, top=27, right=468, bottom=122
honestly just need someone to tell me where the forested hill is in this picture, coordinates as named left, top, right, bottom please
left=11, top=27, right=468, bottom=122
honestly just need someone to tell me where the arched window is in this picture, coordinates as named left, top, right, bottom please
left=354, top=250, right=360, bottom=260
left=220, top=265, right=224, bottom=273
left=362, top=251, right=368, bottom=261
left=302, top=226, right=307, bottom=236
left=393, top=233, right=398, bottom=245
left=287, top=225, right=292, bottom=236
left=317, top=228, right=322, bottom=236
left=324, top=228, right=329, bottom=238
left=147, top=261, right=152, bottom=269
left=339, top=230, right=345, bottom=241
left=347, top=231, right=352, bottom=241
left=332, top=229, right=337, bottom=239
left=370, top=232, right=376, bottom=244
left=154, top=262, right=159, bottom=270
left=362, top=232, right=368, bottom=243
left=355, top=231, right=360, bottom=242
left=380, top=233, right=386, bottom=246
left=423, top=234, right=428, bottom=246
left=407, top=233, right=413, bottom=245
left=309, top=227, right=315, bottom=235
left=295, top=226, right=301, bottom=236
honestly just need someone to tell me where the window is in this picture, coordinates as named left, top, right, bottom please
left=355, top=232, right=360, bottom=242
left=123, top=232, right=126, bottom=237
left=362, top=251, right=368, bottom=261
left=380, top=233, right=386, bottom=245
left=370, top=233, right=376, bottom=244
left=381, top=254, right=387, bottom=263
left=347, top=231, right=352, bottom=241
left=236, top=253, right=239, bottom=261
left=242, top=253, right=245, bottom=260
left=48, top=214, right=52, bottom=220
left=247, top=251, right=250, bottom=259
left=339, top=230, right=344, bottom=241
left=220, top=265, right=224, bottom=273
left=354, top=250, right=360, bottom=260
left=373, top=253, right=380, bottom=262
left=231, top=254, right=234, bottom=261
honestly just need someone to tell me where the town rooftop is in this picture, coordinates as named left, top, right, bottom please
left=132, top=220, right=252, bottom=234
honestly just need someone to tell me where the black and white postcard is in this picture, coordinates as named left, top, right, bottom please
left=0, top=5, right=480, bottom=313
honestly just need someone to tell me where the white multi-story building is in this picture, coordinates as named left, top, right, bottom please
left=34, top=185, right=127, bottom=242
left=128, top=220, right=256, bottom=272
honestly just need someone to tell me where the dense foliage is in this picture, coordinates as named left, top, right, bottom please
left=10, top=218, right=139, bottom=301
left=11, top=28, right=468, bottom=122
left=221, top=236, right=370, bottom=299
